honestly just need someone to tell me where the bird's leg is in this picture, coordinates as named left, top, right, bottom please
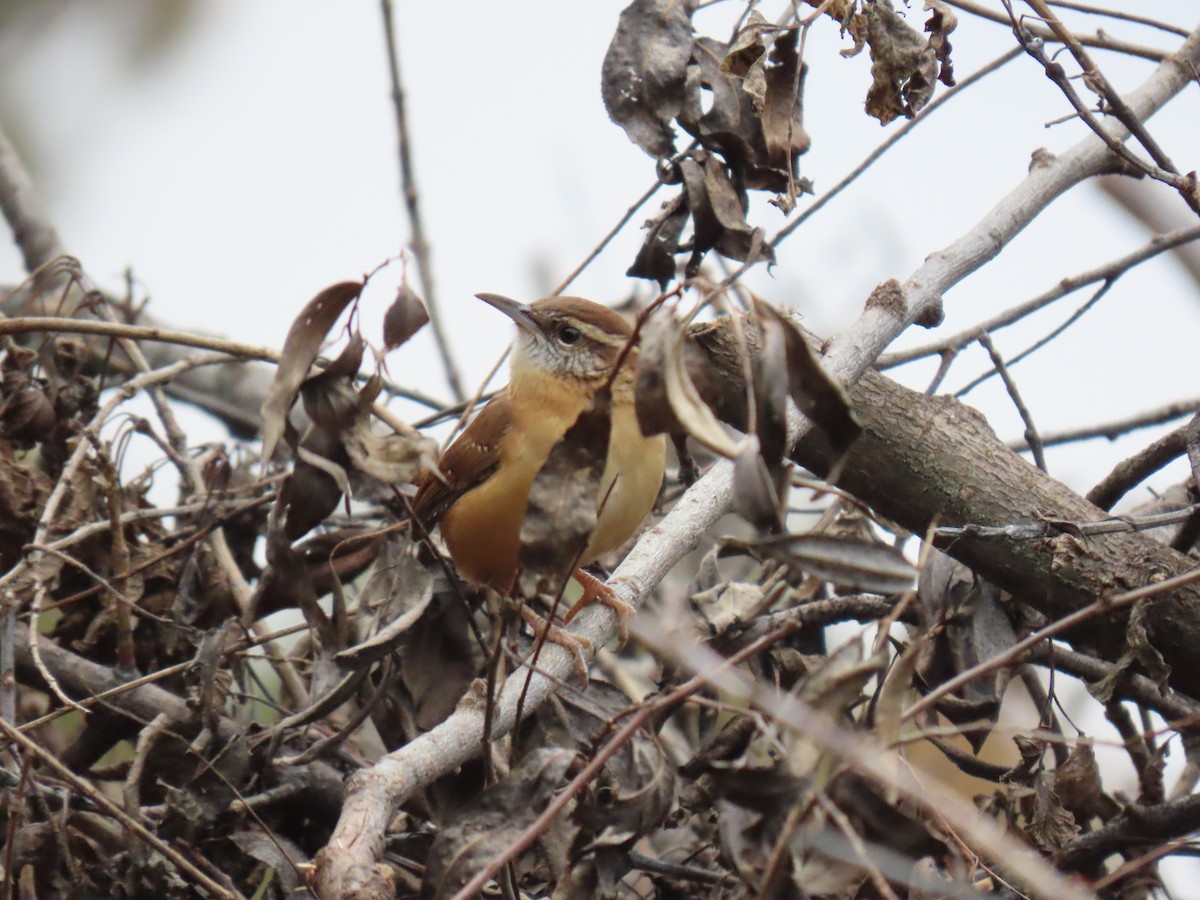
left=564, top=568, right=634, bottom=645
left=519, top=605, right=592, bottom=680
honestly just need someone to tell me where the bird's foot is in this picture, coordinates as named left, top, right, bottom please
left=520, top=606, right=592, bottom=680
left=564, top=568, right=634, bottom=647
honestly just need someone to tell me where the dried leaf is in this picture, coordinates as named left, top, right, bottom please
left=663, top=315, right=741, bottom=459
left=1054, top=742, right=1113, bottom=822
left=383, top=279, right=429, bottom=350
left=568, top=683, right=676, bottom=841
left=925, top=1, right=957, bottom=87
left=627, top=193, right=689, bottom=287
left=875, top=636, right=924, bottom=751
left=632, top=310, right=678, bottom=439
left=1026, top=774, right=1079, bottom=853
left=228, top=828, right=309, bottom=897
left=681, top=32, right=809, bottom=194
left=1127, top=597, right=1172, bottom=692
left=0, top=387, right=57, bottom=443
left=722, top=24, right=775, bottom=140
left=401, top=593, right=480, bottom=730
left=757, top=301, right=860, bottom=455
left=261, top=280, right=363, bottom=463
left=721, top=12, right=773, bottom=89
left=723, top=533, right=917, bottom=594
left=300, top=370, right=360, bottom=434
left=601, top=0, right=696, bottom=158
left=423, top=748, right=575, bottom=899
left=732, top=436, right=782, bottom=532
left=916, top=551, right=1015, bottom=751
left=796, top=638, right=886, bottom=717
left=916, top=545, right=971, bottom=625
left=679, top=154, right=774, bottom=277
left=858, top=0, right=940, bottom=125
left=752, top=305, right=790, bottom=470
left=295, top=443, right=351, bottom=497
left=336, top=534, right=436, bottom=667
left=1006, top=734, right=1048, bottom=786
left=691, top=580, right=766, bottom=634
left=617, top=16, right=809, bottom=286
left=343, top=415, right=438, bottom=486
left=760, top=31, right=811, bottom=184
left=1089, top=597, right=1171, bottom=701
left=278, top=456, right=345, bottom=541
left=518, top=386, right=612, bottom=598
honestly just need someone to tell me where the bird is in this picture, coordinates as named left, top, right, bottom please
left=411, top=293, right=665, bottom=652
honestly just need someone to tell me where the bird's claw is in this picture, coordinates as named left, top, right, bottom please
left=564, top=568, right=634, bottom=647
left=520, top=606, right=592, bottom=680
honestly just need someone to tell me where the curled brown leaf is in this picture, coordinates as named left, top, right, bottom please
left=383, top=279, right=429, bottom=351
left=260, top=280, right=363, bottom=463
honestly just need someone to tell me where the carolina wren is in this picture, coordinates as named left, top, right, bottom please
left=412, top=293, right=665, bottom=635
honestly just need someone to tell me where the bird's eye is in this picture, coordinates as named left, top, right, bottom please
left=558, top=325, right=582, bottom=345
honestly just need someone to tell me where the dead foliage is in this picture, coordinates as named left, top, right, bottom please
left=3, top=3, right=1197, bottom=900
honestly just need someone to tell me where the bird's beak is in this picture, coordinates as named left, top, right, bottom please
left=475, top=293, right=538, bottom=334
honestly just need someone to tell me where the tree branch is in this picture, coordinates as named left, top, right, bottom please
left=0, top=121, right=63, bottom=272
left=312, top=24, right=1200, bottom=900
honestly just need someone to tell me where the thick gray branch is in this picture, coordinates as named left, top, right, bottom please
left=313, top=24, right=1200, bottom=900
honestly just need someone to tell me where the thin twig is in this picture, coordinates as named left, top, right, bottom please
left=1012, top=396, right=1200, bottom=450
left=551, top=174, right=668, bottom=297
left=1, top=313, right=425, bottom=440
left=1025, top=642, right=1200, bottom=724
left=944, top=0, right=1170, bottom=62
left=0, top=595, right=15, bottom=725
left=12, top=660, right=194, bottom=737
left=1086, top=424, right=1188, bottom=510
left=977, top=333, right=1047, bottom=471
left=934, top=501, right=1200, bottom=539
left=0, top=315, right=279, bottom=360
left=767, top=47, right=1023, bottom=252
left=1026, top=0, right=1185, bottom=182
left=953, top=277, right=1115, bottom=397
left=123, top=713, right=171, bottom=872
left=1004, top=1, right=1198, bottom=213
left=0, top=716, right=239, bottom=899
left=1046, top=1, right=1190, bottom=38
left=1098, top=177, right=1200, bottom=289
left=902, top=563, right=1200, bottom=724
left=881, top=224, right=1200, bottom=368
left=379, top=0, right=464, bottom=402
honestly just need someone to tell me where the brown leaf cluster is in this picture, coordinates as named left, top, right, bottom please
left=606, top=0, right=957, bottom=286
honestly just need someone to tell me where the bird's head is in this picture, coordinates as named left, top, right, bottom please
left=475, top=293, right=635, bottom=383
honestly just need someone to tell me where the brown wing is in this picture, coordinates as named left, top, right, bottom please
left=410, top=392, right=512, bottom=527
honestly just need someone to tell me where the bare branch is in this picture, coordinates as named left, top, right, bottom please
left=945, top=0, right=1172, bottom=61
left=0, top=120, right=63, bottom=272
left=314, top=25, right=1200, bottom=897
left=1009, top=396, right=1200, bottom=450
left=977, top=332, right=1047, bottom=471
left=881, top=224, right=1200, bottom=368
left=379, top=0, right=464, bottom=402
